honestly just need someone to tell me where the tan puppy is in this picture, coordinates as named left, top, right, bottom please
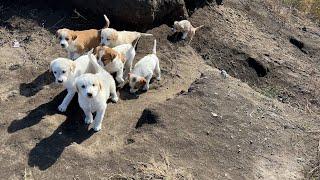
left=56, top=15, right=109, bottom=60
left=100, top=15, right=153, bottom=47
left=172, top=20, right=204, bottom=43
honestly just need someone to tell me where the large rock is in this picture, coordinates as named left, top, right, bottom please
left=69, top=0, right=208, bottom=30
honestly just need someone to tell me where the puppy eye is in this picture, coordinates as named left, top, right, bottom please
left=92, top=84, right=95, bottom=86
left=62, top=70, right=66, bottom=74
left=81, top=85, right=85, bottom=89
left=53, top=71, right=57, bottom=74
left=106, top=38, right=110, bottom=41
left=59, top=37, right=62, bottom=40
left=65, top=37, right=69, bottom=41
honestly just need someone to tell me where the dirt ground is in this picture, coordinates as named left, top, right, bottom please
left=1, top=0, right=320, bottom=179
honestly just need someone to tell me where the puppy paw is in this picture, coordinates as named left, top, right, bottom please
left=93, top=125, right=101, bottom=132
left=84, top=117, right=93, bottom=124
left=58, top=104, right=67, bottom=112
left=142, top=86, right=149, bottom=91
left=111, top=96, right=119, bottom=103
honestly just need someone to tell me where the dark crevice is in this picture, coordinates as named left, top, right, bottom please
left=246, top=57, right=269, bottom=77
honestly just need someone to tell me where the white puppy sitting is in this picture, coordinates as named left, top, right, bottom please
left=128, top=39, right=161, bottom=93
left=172, top=20, right=204, bottom=43
left=94, top=37, right=139, bottom=87
left=50, top=54, right=96, bottom=112
left=100, top=15, right=153, bottom=47
left=75, top=52, right=118, bottom=131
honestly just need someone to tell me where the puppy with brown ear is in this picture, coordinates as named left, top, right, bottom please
left=75, top=51, right=118, bottom=132
left=128, top=39, right=160, bottom=93
left=50, top=54, right=98, bottom=112
left=100, top=15, right=153, bottom=47
left=94, top=37, right=139, bottom=87
left=172, top=20, right=204, bottom=43
left=56, top=15, right=109, bottom=60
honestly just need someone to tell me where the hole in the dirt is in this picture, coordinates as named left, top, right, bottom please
left=185, top=0, right=210, bottom=15
left=135, top=108, right=159, bottom=129
left=289, top=36, right=307, bottom=54
left=246, top=57, right=269, bottom=77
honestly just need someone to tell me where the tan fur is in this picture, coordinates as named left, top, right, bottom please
left=57, top=28, right=101, bottom=55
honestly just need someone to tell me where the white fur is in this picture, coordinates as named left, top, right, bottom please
left=129, top=40, right=160, bottom=93
left=98, top=43, right=137, bottom=87
left=58, top=31, right=81, bottom=60
left=75, top=54, right=118, bottom=131
left=172, top=20, right=204, bottom=43
left=50, top=54, right=96, bottom=112
left=100, top=15, right=152, bottom=47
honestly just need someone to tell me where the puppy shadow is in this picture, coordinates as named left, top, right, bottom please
left=167, top=32, right=184, bottom=43
left=7, top=91, right=67, bottom=133
left=118, top=84, right=140, bottom=100
left=19, top=70, right=54, bottom=97
left=26, top=93, right=95, bottom=170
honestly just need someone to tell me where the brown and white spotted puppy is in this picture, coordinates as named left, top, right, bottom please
left=172, top=20, right=204, bottom=43
left=56, top=15, right=109, bottom=60
left=94, top=38, right=139, bottom=87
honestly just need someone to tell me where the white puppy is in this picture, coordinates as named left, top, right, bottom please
left=94, top=37, right=139, bottom=87
left=172, top=20, right=204, bottom=43
left=75, top=52, right=118, bottom=131
left=128, top=39, right=161, bottom=93
left=50, top=54, right=96, bottom=112
left=100, top=15, right=153, bottom=47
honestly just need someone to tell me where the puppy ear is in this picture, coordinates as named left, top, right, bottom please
left=98, top=79, right=103, bottom=91
left=72, top=34, right=77, bottom=41
left=49, top=60, right=55, bottom=72
left=111, top=32, right=118, bottom=41
left=139, top=78, right=147, bottom=85
left=56, top=29, right=61, bottom=38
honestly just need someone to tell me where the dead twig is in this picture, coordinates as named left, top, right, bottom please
left=72, top=9, right=88, bottom=21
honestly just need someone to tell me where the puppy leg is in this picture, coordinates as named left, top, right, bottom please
left=188, top=31, right=195, bottom=44
left=110, top=82, right=119, bottom=103
left=58, top=90, right=75, bottom=112
left=142, top=74, right=153, bottom=91
left=182, top=31, right=188, bottom=40
left=93, top=107, right=106, bottom=131
left=115, top=66, right=125, bottom=88
left=84, top=110, right=93, bottom=124
left=123, top=55, right=134, bottom=80
left=155, top=60, right=161, bottom=81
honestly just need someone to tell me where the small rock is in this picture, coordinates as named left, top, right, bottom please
left=249, top=140, right=253, bottom=144
left=58, top=132, right=62, bottom=135
left=211, top=112, right=218, bottom=117
left=12, top=40, right=20, bottom=48
left=238, top=149, right=241, bottom=153
left=220, top=70, right=228, bottom=79
left=231, top=135, right=234, bottom=139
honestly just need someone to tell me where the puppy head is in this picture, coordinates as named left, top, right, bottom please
left=50, top=58, right=76, bottom=84
left=128, top=73, right=146, bottom=93
left=56, top=28, right=77, bottom=49
left=94, top=45, right=118, bottom=65
left=172, top=21, right=179, bottom=32
left=75, top=74, right=101, bottom=98
left=100, top=28, right=118, bottom=46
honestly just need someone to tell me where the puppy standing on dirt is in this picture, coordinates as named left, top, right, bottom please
left=56, top=15, right=109, bottom=60
left=94, top=37, right=140, bottom=87
left=75, top=51, right=118, bottom=131
left=100, top=15, right=153, bottom=47
left=172, top=20, right=204, bottom=43
left=128, top=40, right=161, bottom=93
left=50, top=54, right=96, bottom=112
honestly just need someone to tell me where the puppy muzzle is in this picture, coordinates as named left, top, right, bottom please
left=87, top=93, right=93, bottom=98
left=57, top=79, right=63, bottom=83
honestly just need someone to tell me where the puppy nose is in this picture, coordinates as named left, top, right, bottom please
left=61, top=44, right=65, bottom=48
left=87, top=93, right=93, bottom=97
left=58, top=80, right=63, bottom=83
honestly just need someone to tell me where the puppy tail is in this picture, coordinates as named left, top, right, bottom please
left=140, top=33, right=153, bottom=37
left=152, top=39, right=157, bottom=55
left=103, top=14, right=110, bottom=28
left=194, top=25, right=204, bottom=31
left=133, top=36, right=141, bottom=49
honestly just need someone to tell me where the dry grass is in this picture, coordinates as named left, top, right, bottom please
left=283, top=0, right=320, bottom=19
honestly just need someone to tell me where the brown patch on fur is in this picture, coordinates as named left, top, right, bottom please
left=57, top=28, right=101, bottom=55
left=100, top=47, right=118, bottom=66
left=110, top=32, right=118, bottom=42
